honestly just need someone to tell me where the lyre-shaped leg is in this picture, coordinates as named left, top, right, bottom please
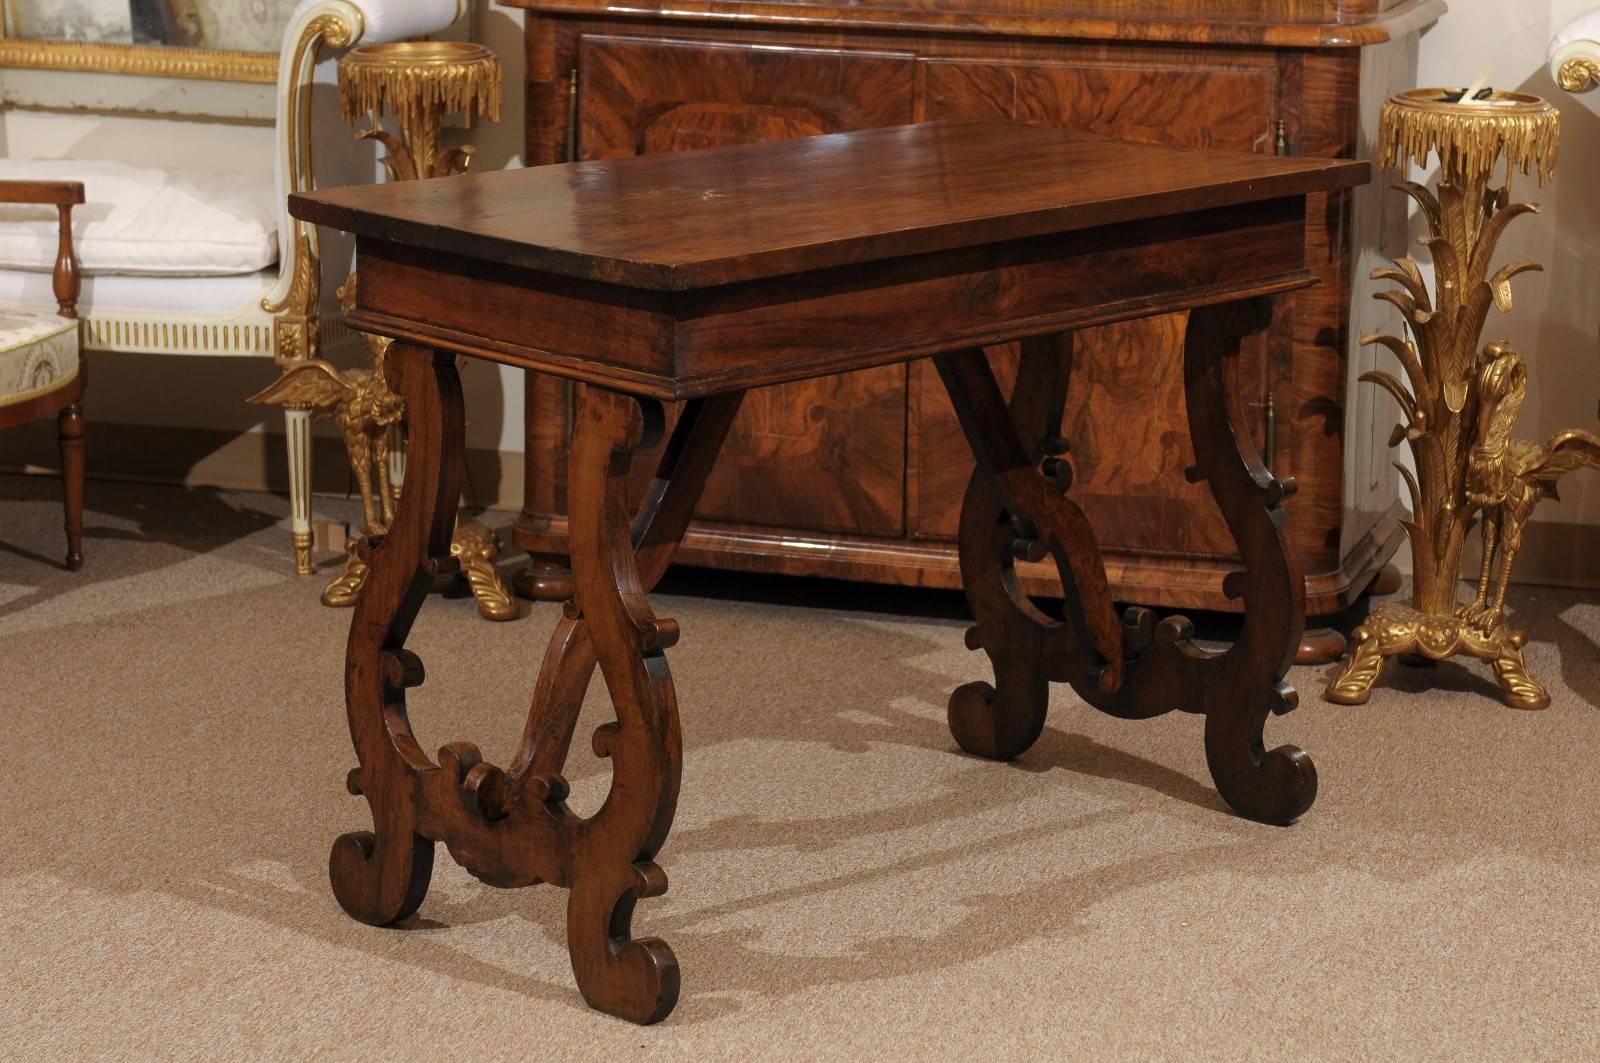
left=939, top=304, right=1315, bottom=826
left=936, top=335, right=1126, bottom=761
left=1179, top=299, right=1314, bottom=823
left=329, top=342, right=461, bottom=925
left=326, top=368, right=742, bottom=1025
left=556, top=386, right=684, bottom=1024
left=525, top=387, right=742, bottom=1024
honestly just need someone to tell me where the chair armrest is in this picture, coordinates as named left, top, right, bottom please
left=1551, top=9, right=1600, bottom=93
left=0, top=180, right=86, bottom=207
left=0, top=181, right=83, bottom=317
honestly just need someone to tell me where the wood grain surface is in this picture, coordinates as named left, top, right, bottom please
left=499, top=0, right=1446, bottom=47
left=291, top=121, right=1367, bottom=291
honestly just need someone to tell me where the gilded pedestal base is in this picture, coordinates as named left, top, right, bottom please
left=322, top=539, right=370, bottom=609
left=1325, top=602, right=1548, bottom=710
left=322, top=522, right=518, bottom=622
left=452, top=519, right=518, bottom=621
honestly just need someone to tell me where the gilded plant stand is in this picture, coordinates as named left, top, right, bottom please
left=318, top=40, right=515, bottom=622
left=1326, top=88, right=1600, bottom=711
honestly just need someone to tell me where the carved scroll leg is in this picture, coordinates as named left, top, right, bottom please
left=1184, top=300, right=1316, bottom=825
left=936, top=336, right=1125, bottom=761
left=509, top=392, right=746, bottom=789
left=556, top=385, right=721, bottom=1025
left=329, top=344, right=464, bottom=926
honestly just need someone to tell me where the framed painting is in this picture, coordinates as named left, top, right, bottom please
left=0, top=0, right=296, bottom=83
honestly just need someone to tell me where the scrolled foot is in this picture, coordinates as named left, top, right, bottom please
left=1210, top=742, right=1318, bottom=826
left=1494, top=634, right=1550, bottom=711
left=947, top=673, right=1048, bottom=762
left=322, top=539, right=371, bottom=608
left=453, top=521, right=519, bottom=621
left=1204, top=708, right=1318, bottom=826
left=328, top=827, right=435, bottom=927
left=568, top=863, right=680, bottom=1025
left=1324, top=626, right=1385, bottom=706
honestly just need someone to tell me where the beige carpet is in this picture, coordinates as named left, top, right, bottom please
left=2, top=474, right=1599, bottom=1061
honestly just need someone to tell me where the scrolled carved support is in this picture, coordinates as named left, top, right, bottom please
left=1557, top=55, right=1600, bottom=94
left=1079, top=300, right=1312, bottom=823
left=939, top=307, right=1314, bottom=825
left=327, top=357, right=742, bottom=1023
left=937, top=334, right=1125, bottom=761
left=328, top=341, right=460, bottom=926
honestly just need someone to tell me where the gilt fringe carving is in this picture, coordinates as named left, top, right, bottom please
left=339, top=42, right=502, bottom=181
left=1379, top=88, right=1559, bottom=184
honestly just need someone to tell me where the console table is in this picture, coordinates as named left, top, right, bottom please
left=500, top=0, right=1443, bottom=664
left=292, top=122, right=1366, bottom=1023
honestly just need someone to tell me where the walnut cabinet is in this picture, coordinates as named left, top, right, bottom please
left=499, top=0, right=1444, bottom=658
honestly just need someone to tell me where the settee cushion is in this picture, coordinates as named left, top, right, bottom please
left=0, top=267, right=277, bottom=315
left=0, top=159, right=278, bottom=277
left=0, top=307, right=79, bottom=407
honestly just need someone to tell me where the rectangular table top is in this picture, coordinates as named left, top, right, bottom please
left=291, top=121, right=1367, bottom=292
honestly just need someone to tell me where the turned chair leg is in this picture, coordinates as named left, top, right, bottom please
left=57, top=401, right=85, bottom=571
left=284, top=408, right=315, bottom=575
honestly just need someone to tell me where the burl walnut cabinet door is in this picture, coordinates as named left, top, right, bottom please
left=913, top=60, right=1279, bottom=556
left=577, top=34, right=916, bottom=536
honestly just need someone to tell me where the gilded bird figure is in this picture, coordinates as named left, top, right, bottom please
left=249, top=344, right=404, bottom=538
left=1459, top=343, right=1600, bottom=633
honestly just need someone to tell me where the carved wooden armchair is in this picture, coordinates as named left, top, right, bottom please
left=1552, top=10, right=1600, bottom=93
left=0, top=180, right=85, bottom=569
left=0, top=0, right=466, bottom=576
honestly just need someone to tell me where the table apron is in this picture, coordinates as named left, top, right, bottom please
left=348, top=196, right=1313, bottom=400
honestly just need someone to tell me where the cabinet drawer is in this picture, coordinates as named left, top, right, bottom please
left=921, top=58, right=1279, bottom=152
left=578, top=35, right=917, bottom=157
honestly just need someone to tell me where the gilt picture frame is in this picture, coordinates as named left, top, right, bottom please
left=0, top=0, right=291, bottom=83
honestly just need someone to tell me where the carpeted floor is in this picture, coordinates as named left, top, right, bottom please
left=2, top=473, right=1598, bottom=1062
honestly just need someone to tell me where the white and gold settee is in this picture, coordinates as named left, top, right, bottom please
left=0, top=0, right=467, bottom=575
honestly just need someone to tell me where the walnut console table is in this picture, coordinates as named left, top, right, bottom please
left=292, top=122, right=1366, bottom=1024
